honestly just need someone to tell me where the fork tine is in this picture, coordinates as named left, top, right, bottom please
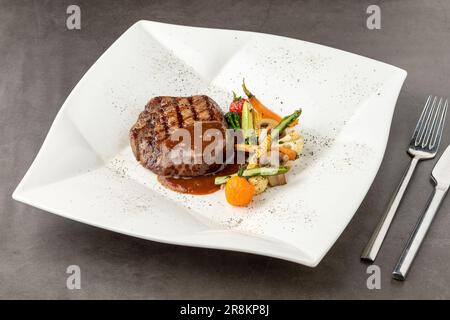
left=415, top=96, right=437, bottom=146
left=429, top=99, right=448, bottom=150
left=412, top=95, right=432, bottom=143
left=422, top=97, right=443, bottom=148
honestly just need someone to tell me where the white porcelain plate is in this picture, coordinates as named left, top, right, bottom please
left=13, top=21, right=406, bottom=266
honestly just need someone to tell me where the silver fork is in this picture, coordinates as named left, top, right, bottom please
left=361, top=96, right=448, bottom=262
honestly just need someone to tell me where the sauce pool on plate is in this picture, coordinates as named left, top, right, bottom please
left=157, top=164, right=240, bottom=195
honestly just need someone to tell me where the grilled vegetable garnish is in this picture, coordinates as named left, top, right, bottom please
left=242, top=166, right=290, bottom=177
left=225, top=176, right=255, bottom=207
left=242, top=79, right=282, bottom=123
left=252, top=107, right=263, bottom=135
left=220, top=80, right=304, bottom=206
left=275, top=132, right=304, bottom=157
left=247, top=131, right=270, bottom=169
left=259, top=118, right=279, bottom=130
left=278, top=146, right=297, bottom=160
left=225, top=112, right=241, bottom=129
left=278, top=129, right=301, bottom=143
left=271, top=109, right=302, bottom=140
left=229, top=91, right=247, bottom=114
left=276, top=138, right=304, bottom=156
left=249, top=176, right=269, bottom=195
left=268, top=174, right=287, bottom=187
left=235, top=144, right=258, bottom=153
left=241, top=101, right=254, bottom=141
left=214, top=175, right=233, bottom=185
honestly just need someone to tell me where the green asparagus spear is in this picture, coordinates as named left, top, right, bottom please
left=271, top=109, right=302, bottom=140
left=242, top=166, right=290, bottom=177
left=214, top=175, right=232, bottom=185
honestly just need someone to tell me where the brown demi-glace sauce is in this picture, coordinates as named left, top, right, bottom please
left=157, top=163, right=240, bottom=195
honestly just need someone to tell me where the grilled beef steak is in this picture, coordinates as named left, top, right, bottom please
left=130, top=95, right=228, bottom=177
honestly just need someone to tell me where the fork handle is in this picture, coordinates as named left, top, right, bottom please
left=392, top=186, right=448, bottom=280
left=361, top=156, right=420, bottom=262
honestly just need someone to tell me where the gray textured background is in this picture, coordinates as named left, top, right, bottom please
left=1, top=0, right=450, bottom=299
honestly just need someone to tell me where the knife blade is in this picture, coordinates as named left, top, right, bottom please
left=393, top=144, right=450, bottom=280
left=432, top=144, right=450, bottom=188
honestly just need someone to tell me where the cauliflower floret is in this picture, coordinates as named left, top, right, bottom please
left=279, top=135, right=304, bottom=155
left=248, top=176, right=269, bottom=195
left=291, top=137, right=304, bottom=154
left=278, top=130, right=301, bottom=143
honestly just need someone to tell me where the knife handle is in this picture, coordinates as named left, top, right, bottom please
left=392, top=186, right=448, bottom=281
left=361, top=157, right=419, bottom=262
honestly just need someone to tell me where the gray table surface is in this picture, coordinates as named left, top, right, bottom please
left=1, top=0, right=450, bottom=299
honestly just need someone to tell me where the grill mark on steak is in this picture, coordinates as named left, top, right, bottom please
left=130, top=95, right=227, bottom=177
left=173, top=97, right=183, bottom=128
left=158, top=98, right=170, bottom=141
left=203, top=95, right=214, bottom=121
left=166, top=97, right=179, bottom=130
left=188, top=96, right=198, bottom=121
left=177, top=97, right=194, bottom=128
left=155, top=110, right=165, bottom=142
left=193, top=95, right=208, bottom=121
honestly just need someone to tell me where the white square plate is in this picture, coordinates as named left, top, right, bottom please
left=13, top=20, right=406, bottom=266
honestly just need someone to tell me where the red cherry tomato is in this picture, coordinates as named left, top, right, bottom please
left=230, top=99, right=245, bottom=113
left=229, top=91, right=247, bottom=113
